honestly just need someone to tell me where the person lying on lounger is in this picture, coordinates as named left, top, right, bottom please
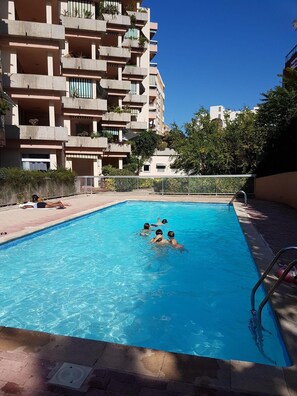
left=20, top=195, right=69, bottom=209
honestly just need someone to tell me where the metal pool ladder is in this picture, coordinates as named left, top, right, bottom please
left=250, top=246, right=297, bottom=329
left=228, top=190, right=247, bottom=206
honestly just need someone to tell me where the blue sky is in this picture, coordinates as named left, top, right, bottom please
left=142, top=0, right=297, bottom=127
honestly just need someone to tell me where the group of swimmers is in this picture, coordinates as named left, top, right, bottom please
left=140, top=217, right=183, bottom=249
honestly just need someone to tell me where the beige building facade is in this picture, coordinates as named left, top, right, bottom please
left=0, top=0, right=161, bottom=179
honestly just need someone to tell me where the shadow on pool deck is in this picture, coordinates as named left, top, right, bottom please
left=0, top=194, right=296, bottom=396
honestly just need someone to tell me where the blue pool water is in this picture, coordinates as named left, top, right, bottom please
left=0, top=201, right=290, bottom=366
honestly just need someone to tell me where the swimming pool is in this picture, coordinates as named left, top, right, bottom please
left=0, top=201, right=290, bottom=366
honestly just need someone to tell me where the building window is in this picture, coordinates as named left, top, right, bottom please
left=70, top=78, right=92, bottom=98
left=22, top=154, right=50, bottom=171
left=143, top=164, right=150, bottom=172
left=130, top=81, right=138, bottom=95
left=130, top=108, right=139, bottom=121
left=68, top=1, right=92, bottom=17
left=125, top=28, right=140, bottom=40
left=156, top=164, right=166, bottom=172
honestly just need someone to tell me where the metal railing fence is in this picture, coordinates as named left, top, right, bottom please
left=0, top=174, right=255, bottom=206
left=76, top=174, right=256, bottom=196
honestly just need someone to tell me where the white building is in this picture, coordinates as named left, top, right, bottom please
left=210, top=105, right=258, bottom=127
left=139, top=148, right=185, bottom=177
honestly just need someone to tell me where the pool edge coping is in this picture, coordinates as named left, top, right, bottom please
left=0, top=197, right=295, bottom=395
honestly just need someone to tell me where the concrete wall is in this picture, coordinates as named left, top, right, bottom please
left=255, top=172, right=297, bottom=210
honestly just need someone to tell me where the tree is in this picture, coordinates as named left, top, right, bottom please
left=170, top=108, right=231, bottom=175
left=130, top=130, right=161, bottom=174
left=255, top=78, right=297, bottom=176
left=224, top=108, right=262, bottom=174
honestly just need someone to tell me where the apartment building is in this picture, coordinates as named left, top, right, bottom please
left=210, top=105, right=258, bottom=127
left=149, top=62, right=165, bottom=135
left=0, top=0, right=160, bottom=179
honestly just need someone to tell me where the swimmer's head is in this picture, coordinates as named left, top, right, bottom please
left=168, top=231, right=175, bottom=238
left=162, top=219, right=168, bottom=224
left=156, top=229, right=163, bottom=235
left=144, top=222, right=150, bottom=229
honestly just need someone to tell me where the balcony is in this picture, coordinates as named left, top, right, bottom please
left=66, top=135, right=108, bottom=149
left=6, top=125, right=68, bottom=141
left=61, top=57, right=107, bottom=74
left=99, top=46, right=131, bottom=62
left=0, top=20, right=65, bottom=42
left=122, top=38, right=148, bottom=50
left=123, top=94, right=147, bottom=104
left=150, top=22, right=158, bottom=35
left=62, top=97, right=107, bottom=112
left=127, top=121, right=147, bottom=130
left=61, top=16, right=106, bottom=33
left=105, top=143, right=131, bottom=153
left=3, top=74, right=66, bottom=92
left=150, top=40, right=158, bottom=56
left=100, top=79, right=130, bottom=93
left=149, top=88, right=157, bottom=99
left=101, top=111, right=131, bottom=127
left=126, top=10, right=148, bottom=26
left=123, top=65, right=147, bottom=78
left=103, top=14, right=130, bottom=27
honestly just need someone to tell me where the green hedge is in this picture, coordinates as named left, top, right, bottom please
left=0, top=168, right=76, bottom=205
left=153, top=177, right=254, bottom=194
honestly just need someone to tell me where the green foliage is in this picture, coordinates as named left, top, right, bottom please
left=153, top=177, right=254, bottom=194
left=99, top=1, right=119, bottom=15
left=255, top=74, right=297, bottom=176
left=0, top=168, right=76, bottom=205
left=170, top=108, right=229, bottom=175
left=130, top=130, right=161, bottom=174
left=0, top=99, right=10, bottom=116
left=102, top=165, right=133, bottom=176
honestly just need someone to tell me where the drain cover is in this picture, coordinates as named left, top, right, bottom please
left=48, top=362, right=92, bottom=389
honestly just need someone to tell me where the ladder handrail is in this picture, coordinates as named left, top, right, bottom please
left=251, top=246, right=297, bottom=311
left=228, top=190, right=247, bottom=206
left=257, top=258, right=297, bottom=324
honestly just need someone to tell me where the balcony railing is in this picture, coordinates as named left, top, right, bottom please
left=3, top=74, right=66, bottom=92
left=62, top=97, right=107, bottom=111
left=99, top=46, right=131, bottom=61
left=123, top=94, right=147, bottom=104
left=61, top=16, right=106, bottom=33
left=5, top=125, right=68, bottom=141
left=62, top=58, right=107, bottom=74
left=0, top=20, right=65, bottom=41
left=65, top=135, right=108, bottom=149
left=123, top=65, right=147, bottom=77
left=100, top=79, right=130, bottom=92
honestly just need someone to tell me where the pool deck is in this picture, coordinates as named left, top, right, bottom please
left=0, top=193, right=296, bottom=396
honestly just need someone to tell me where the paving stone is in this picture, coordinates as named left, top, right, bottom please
left=85, top=389, right=106, bottom=396
left=166, top=381, right=196, bottom=395
left=0, top=381, right=24, bottom=394
left=139, top=388, right=174, bottom=396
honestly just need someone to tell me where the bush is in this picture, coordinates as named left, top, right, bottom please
left=0, top=167, right=76, bottom=205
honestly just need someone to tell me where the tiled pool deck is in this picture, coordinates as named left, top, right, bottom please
left=0, top=193, right=296, bottom=396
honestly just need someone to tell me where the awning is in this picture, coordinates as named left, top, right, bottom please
left=66, top=154, right=98, bottom=159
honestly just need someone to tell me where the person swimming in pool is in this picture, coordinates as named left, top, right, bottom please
left=151, top=217, right=168, bottom=226
left=140, top=222, right=154, bottom=236
left=167, top=231, right=184, bottom=249
left=150, top=229, right=169, bottom=245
